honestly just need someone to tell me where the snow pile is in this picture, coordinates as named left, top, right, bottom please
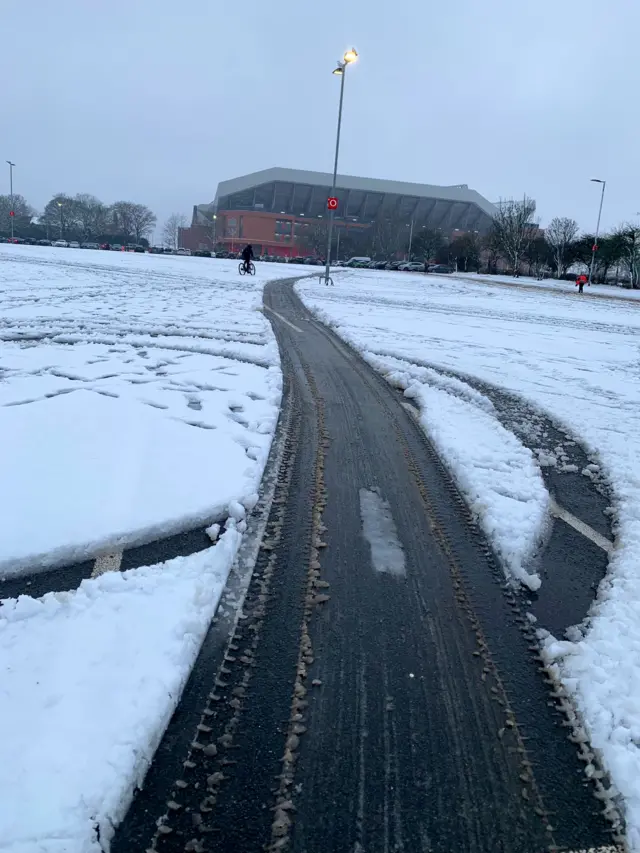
left=0, top=246, right=283, bottom=574
left=0, top=528, right=240, bottom=853
left=407, top=381, right=547, bottom=590
left=296, top=268, right=640, bottom=848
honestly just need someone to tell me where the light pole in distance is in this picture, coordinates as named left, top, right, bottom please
left=588, top=178, right=606, bottom=286
left=57, top=201, right=64, bottom=239
left=6, top=161, right=15, bottom=241
left=323, top=48, right=358, bottom=286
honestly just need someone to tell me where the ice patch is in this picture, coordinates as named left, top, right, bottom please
left=359, top=488, right=406, bottom=577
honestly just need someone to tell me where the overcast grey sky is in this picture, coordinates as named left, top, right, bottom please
left=4, top=0, right=639, bottom=235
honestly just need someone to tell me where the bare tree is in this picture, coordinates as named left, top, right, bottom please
left=298, top=221, right=328, bottom=256
left=545, top=217, right=579, bottom=278
left=491, top=196, right=538, bottom=274
left=0, top=193, right=35, bottom=235
left=614, top=224, right=640, bottom=288
left=130, top=203, right=157, bottom=242
left=411, top=228, right=446, bottom=263
left=162, top=213, right=188, bottom=249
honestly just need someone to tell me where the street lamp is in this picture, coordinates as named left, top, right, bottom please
left=212, top=213, right=217, bottom=250
left=6, top=161, right=15, bottom=241
left=588, top=178, right=606, bottom=286
left=323, top=47, right=358, bottom=286
left=57, top=201, right=64, bottom=238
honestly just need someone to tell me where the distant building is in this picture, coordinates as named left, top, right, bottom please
left=179, top=167, right=497, bottom=256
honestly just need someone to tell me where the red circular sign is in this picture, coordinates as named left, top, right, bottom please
left=9, top=211, right=14, bottom=217
left=327, top=197, right=338, bottom=211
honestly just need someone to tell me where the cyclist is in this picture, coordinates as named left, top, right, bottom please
left=241, top=244, right=254, bottom=274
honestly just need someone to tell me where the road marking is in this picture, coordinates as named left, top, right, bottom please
left=549, top=499, right=614, bottom=555
left=359, top=488, right=406, bottom=576
left=565, top=848, right=621, bottom=853
left=92, top=552, right=123, bottom=577
left=262, top=305, right=303, bottom=333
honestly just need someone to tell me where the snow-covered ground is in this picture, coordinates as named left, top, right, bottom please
left=0, top=246, right=289, bottom=852
left=296, top=269, right=640, bottom=849
left=454, top=270, right=640, bottom=301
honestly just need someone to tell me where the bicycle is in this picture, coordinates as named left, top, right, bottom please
left=238, top=261, right=256, bottom=276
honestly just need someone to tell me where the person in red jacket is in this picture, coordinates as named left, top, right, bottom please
left=576, top=273, right=588, bottom=294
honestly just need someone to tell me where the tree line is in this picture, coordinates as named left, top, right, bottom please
left=298, top=197, right=640, bottom=288
left=0, top=192, right=157, bottom=245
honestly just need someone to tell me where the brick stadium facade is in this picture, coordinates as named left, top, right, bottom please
left=179, top=167, right=497, bottom=257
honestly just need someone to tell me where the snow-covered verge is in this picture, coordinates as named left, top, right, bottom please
left=0, top=246, right=286, bottom=574
left=0, top=246, right=287, bottom=852
left=453, top=270, right=640, bottom=301
left=0, top=531, right=239, bottom=853
left=296, top=269, right=640, bottom=849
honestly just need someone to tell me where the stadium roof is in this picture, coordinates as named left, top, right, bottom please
left=194, top=167, right=497, bottom=233
left=214, top=167, right=495, bottom=216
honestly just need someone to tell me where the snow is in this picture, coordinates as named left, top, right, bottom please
left=359, top=488, right=406, bottom=576
left=453, top=270, right=640, bottom=301
left=0, top=528, right=240, bottom=853
left=0, top=246, right=288, bottom=852
left=0, top=246, right=285, bottom=574
left=296, top=268, right=640, bottom=849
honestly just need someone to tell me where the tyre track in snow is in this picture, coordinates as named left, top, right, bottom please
left=112, top=278, right=621, bottom=853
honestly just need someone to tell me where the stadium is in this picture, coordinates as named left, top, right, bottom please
left=180, top=167, right=497, bottom=257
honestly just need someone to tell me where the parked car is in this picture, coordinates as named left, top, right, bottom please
left=23, top=237, right=37, bottom=245
left=429, top=264, right=454, bottom=274
left=176, top=247, right=191, bottom=256
left=133, top=245, right=145, bottom=253
left=399, top=261, right=425, bottom=272
left=68, top=241, right=80, bottom=248
left=374, top=261, right=388, bottom=269
left=193, top=250, right=212, bottom=258
left=53, top=239, right=69, bottom=247
left=81, top=242, right=100, bottom=249
left=37, top=239, right=52, bottom=246
left=111, top=244, right=123, bottom=252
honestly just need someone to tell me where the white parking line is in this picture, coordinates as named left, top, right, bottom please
left=549, top=498, right=614, bottom=555
left=91, top=552, right=123, bottom=577
left=262, top=305, right=303, bottom=333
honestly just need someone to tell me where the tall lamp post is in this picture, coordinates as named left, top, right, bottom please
left=588, top=178, right=606, bottom=286
left=6, top=161, right=15, bottom=241
left=323, top=48, right=358, bottom=286
left=57, top=201, right=64, bottom=239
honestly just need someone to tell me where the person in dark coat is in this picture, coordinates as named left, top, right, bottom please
left=241, top=244, right=254, bottom=273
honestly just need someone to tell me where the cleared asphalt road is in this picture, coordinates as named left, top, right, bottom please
left=113, top=279, right=620, bottom=853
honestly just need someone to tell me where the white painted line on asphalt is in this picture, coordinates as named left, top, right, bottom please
left=262, top=305, right=303, bottom=333
left=359, top=488, right=406, bottom=576
left=565, top=847, right=621, bottom=853
left=91, top=552, right=123, bottom=577
left=549, top=498, right=614, bottom=555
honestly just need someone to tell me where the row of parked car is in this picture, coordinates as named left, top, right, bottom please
left=334, top=257, right=454, bottom=273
